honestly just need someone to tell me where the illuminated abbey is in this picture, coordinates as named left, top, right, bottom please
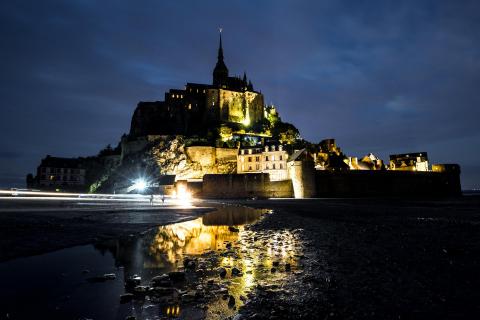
left=130, top=32, right=265, bottom=137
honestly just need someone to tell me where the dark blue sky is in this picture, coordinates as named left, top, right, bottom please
left=1, top=0, right=479, bottom=189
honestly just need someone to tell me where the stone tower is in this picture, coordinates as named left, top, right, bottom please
left=212, top=31, right=229, bottom=86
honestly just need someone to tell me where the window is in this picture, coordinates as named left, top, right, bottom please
left=241, top=165, right=244, bottom=171
left=256, top=164, right=260, bottom=170
left=241, top=157, right=244, bottom=162
left=272, top=155, right=275, bottom=161
left=273, top=164, right=276, bottom=169
left=248, top=157, right=252, bottom=162
left=280, top=163, right=283, bottom=169
left=248, top=165, right=252, bottom=171
left=265, top=156, right=269, bottom=161
left=255, top=156, right=260, bottom=162
left=265, top=164, right=269, bottom=170
left=280, top=155, right=283, bottom=161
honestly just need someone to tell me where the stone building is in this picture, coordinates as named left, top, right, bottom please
left=35, top=156, right=86, bottom=189
left=389, top=152, right=429, bottom=171
left=237, top=145, right=288, bottom=181
left=130, top=32, right=265, bottom=137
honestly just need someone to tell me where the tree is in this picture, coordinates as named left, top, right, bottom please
left=271, top=121, right=300, bottom=144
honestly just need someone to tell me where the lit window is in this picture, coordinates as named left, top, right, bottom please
left=272, top=155, right=275, bottom=161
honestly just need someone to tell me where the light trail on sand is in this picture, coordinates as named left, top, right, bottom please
left=0, top=189, right=195, bottom=207
left=0, top=189, right=155, bottom=198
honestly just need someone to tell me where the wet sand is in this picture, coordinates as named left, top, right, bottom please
left=2, top=196, right=480, bottom=319
left=229, top=196, right=480, bottom=319
left=0, top=199, right=213, bottom=262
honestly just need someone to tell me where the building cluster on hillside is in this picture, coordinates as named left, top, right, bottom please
left=237, top=145, right=288, bottom=181
left=129, top=32, right=265, bottom=139
left=28, top=137, right=453, bottom=191
left=26, top=33, right=460, bottom=196
left=31, top=156, right=86, bottom=190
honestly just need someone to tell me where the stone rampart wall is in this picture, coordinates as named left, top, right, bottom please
left=315, top=170, right=462, bottom=197
left=202, top=174, right=293, bottom=198
left=185, top=146, right=216, bottom=167
left=215, top=148, right=238, bottom=162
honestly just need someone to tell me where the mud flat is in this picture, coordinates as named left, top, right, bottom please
left=0, top=198, right=213, bottom=262
left=230, top=196, right=480, bottom=319
left=1, top=197, right=480, bottom=319
left=0, top=205, right=303, bottom=319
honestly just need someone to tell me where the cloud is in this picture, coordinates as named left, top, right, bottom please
left=0, top=0, right=479, bottom=188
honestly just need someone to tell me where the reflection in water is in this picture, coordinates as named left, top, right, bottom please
left=99, top=205, right=303, bottom=319
left=149, top=207, right=263, bottom=264
left=164, top=305, right=181, bottom=317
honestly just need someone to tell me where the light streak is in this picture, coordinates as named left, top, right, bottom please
left=0, top=189, right=196, bottom=206
left=0, top=189, right=169, bottom=198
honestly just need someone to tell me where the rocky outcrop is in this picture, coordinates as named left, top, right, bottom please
left=151, top=137, right=236, bottom=180
left=92, top=136, right=237, bottom=192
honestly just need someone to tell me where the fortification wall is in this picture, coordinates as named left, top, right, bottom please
left=216, top=148, right=238, bottom=162
left=185, top=146, right=237, bottom=166
left=185, top=146, right=216, bottom=166
left=288, top=160, right=316, bottom=198
left=315, top=170, right=461, bottom=197
left=202, top=174, right=293, bottom=198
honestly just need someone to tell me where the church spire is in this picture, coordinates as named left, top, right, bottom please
left=213, top=28, right=229, bottom=86
left=218, top=30, right=224, bottom=61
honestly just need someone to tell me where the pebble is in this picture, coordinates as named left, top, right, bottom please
left=103, top=273, right=116, bottom=280
left=218, top=267, right=227, bottom=278
left=232, top=267, right=242, bottom=276
left=228, top=295, right=236, bottom=307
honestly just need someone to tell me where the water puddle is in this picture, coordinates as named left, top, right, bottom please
left=0, top=205, right=304, bottom=319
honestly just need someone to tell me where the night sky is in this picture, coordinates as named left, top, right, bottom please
left=1, top=0, right=479, bottom=189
